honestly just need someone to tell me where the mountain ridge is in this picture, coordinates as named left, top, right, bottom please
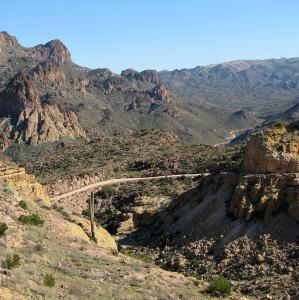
left=0, top=31, right=298, bottom=146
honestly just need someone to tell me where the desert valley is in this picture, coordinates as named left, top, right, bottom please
left=0, top=28, right=298, bottom=300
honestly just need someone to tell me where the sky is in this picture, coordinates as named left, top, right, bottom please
left=1, top=0, right=299, bottom=73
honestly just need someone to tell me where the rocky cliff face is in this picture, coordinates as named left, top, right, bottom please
left=242, top=122, right=299, bottom=173
left=0, top=58, right=86, bottom=144
left=231, top=122, right=299, bottom=222
left=230, top=173, right=299, bottom=222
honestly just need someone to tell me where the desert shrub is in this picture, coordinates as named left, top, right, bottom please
left=99, top=185, right=115, bottom=199
left=18, top=200, right=28, bottom=209
left=2, top=254, right=21, bottom=270
left=52, top=204, right=70, bottom=218
left=40, top=205, right=51, bottom=210
left=3, top=187, right=15, bottom=194
left=119, top=248, right=152, bottom=263
left=44, top=273, right=55, bottom=287
left=0, top=223, right=8, bottom=236
left=18, top=213, right=44, bottom=226
left=209, top=276, right=231, bottom=297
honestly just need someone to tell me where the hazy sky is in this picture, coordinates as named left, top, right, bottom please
left=1, top=0, right=299, bottom=73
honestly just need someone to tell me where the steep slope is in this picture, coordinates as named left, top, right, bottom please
left=0, top=159, right=209, bottom=299
left=267, top=102, right=299, bottom=124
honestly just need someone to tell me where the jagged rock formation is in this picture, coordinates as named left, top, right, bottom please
left=0, top=60, right=86, bottom=144
left=230, top=122, right=299, bottom=222
left=121, top=69, right=159, bottom=84
left=242, top=122, right=299, bottom=173
left=150, top=83, right=171, bottom=102
left=230, top=173, right=299, bottom=222
left=0, top=31, right=71, bottom=64
left=0, top=32, right=83, bottom=144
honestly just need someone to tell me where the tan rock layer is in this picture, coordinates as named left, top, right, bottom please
left=242, top=122, right=299, bottom=174
left=230, top=174, right=299, bottom=222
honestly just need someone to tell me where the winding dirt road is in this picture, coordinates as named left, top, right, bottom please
left=214, top=128, right=248, bottom=147
left=51, top=173, right=208, bottom=201
left=50, top=171, right=297, bottom=201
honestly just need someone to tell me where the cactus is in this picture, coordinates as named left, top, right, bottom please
left=89, top=191, right=96, bottom=242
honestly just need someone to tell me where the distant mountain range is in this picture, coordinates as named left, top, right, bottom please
left=0, top=31, right=298, bottom=145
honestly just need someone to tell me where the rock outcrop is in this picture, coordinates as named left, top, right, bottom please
left=13, top=104, right=86, bottom=144
left=41, top=39, right=71, bottom=63
left=0, top=31, right=71, bottom=64
left=150, top=83, right=171, bottom=102
left=242, top=122, right=299, bottom=174
left=0, top=60, right=86, bottom=144
left=230, top=173, right=299, bottom=222
left=121, top=69, right=159, bottom=84
left=0, top=31, right=18, bottom=48
left=0, top=160, right=51, bottom=205
left=230, top=122, right=299, bottom=222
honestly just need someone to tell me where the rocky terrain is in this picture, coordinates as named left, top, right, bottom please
left=0, top=160, right=217, bottom=299
left=7, top=129, right=243, bottom=187
left=93, top=122, right=299, bottom=299
left=1, top=30, right=299, bottom=299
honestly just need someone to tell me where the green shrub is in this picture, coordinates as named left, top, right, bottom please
left=209, top=276, right=231, bottom=297
left=99, top=185, right=115, bottom=199
left=18, top=213, right=44, bottom=226
left=119, top=248, right=152, bottom=263
left=18, top=200, right=28, bottom=210
left=52, top=204, right=69, bottom=218
left=2, top=254, right=21, bottom=270
left=44, top=273, right=55, bottom=287
left=3, top=187, right=15, bottom=194
left=0, top=223, right=8, bottom=236
left=40, top=205, right=51, bottom=210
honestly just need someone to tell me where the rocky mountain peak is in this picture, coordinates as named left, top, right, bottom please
left=121, top=68, right=159, bottom=84
left=0, top=59, right=85, bottom=144
left=43, top=39, right=71, bottom=63
left=138, top=69, right=159, bottom=84
left=0, top=31, right=19, bottom=47
left=121, top=68, right=138, bottom=80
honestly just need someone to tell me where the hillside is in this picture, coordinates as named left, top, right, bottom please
left=160, top=58, right=299, bottom=118
left=92, top=122, right=299, bottom=299
left=0, top=160, right=214, bottom=299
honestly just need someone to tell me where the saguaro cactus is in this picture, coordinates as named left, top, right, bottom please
left=88, top=191, right=96, bottom=241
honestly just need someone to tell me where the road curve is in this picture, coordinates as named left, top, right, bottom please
left=51, top=173, right=208, bottom=201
